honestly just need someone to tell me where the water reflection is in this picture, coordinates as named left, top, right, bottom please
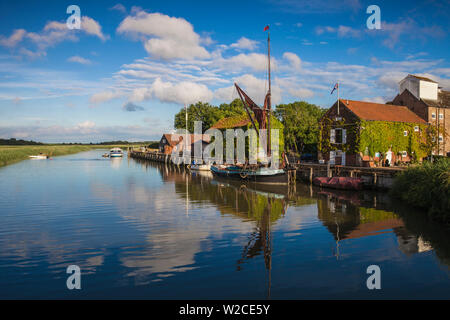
left=0, top=151, right=449, bottom=299
left=137, top=159, right=450, bottom=272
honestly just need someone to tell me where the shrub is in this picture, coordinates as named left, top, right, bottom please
left=391, top=158, right=450, bottom=223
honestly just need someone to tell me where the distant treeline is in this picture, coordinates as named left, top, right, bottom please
left=1, top=138, right=158, bottom=146
left=0, top=138, right=43, bottom=145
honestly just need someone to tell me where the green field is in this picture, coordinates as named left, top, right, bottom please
left=0, top=145, right=134, bottom=167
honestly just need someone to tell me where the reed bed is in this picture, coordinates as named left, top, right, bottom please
left=0, top=145, right=130, bottom=167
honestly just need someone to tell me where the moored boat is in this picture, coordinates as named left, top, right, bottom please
left=210, top=26, right=289, bottom=184
left=29, top=153, right=49, bottom=159
left=190, top=163, right=211, bottom=171
left=313, top=176, right=364, bottom=191
left=109, top=148, right=123, bottom=158
left=211, top=164, right=288, bottom=184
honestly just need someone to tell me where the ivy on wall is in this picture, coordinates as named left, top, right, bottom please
left=358, top=121, right=428, bottom=159
left=319, top=118, right=429, bottom=159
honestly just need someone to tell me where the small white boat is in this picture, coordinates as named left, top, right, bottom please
left=29, top=153, right=49, bottom=160
left=109, top=148, right=123, bottom=158
left=189, top=160, right=211, bottom=171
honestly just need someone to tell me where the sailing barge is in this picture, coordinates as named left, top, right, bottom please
left=210, top=26, right=293, bottom=185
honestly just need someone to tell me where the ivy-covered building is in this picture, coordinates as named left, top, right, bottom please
left=211, top=113, right=285, bottom=162
left=318, top=99, right=429, bottom=166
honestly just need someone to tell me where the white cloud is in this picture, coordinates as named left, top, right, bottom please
left=90, top=90, right=123, bottom=105
left=75, top=121, right=97, bottom=134
left=315, top=25, right=361, bottom=38
left=130, top=78, right=213, bottom=105
left=230, top=37, right=259, bottom=51
left=110, top=4, right=127, bottom=14
left=67, top=55, right=92, bottom=65
left=81, top=16, right=109, bottom=41
left=283, top=52, right=301, bottom=70
left=229, top=74, right=282, bottom=105
left=0, top=16, right=108, bottom=58
left=225, top=53, right=273, bottom=72
left=288, top=87, right=314, bottom=99
left=0, top=29, right=26, bottom=47
left=362, top=96, right=385, bottom=104
left=117, top=11, right=209, bottom=60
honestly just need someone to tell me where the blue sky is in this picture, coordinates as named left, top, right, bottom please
left=0, top=0, right=449, bottom=142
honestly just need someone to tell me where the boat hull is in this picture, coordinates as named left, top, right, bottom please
left=313, top=177, right=363, bottom=191
left=110, top=153, right=123, bottom=158
left=190, top=164, right=211, bottom=171
left=211, top=165, right=288, bottom=185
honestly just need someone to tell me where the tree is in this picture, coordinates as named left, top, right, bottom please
left=174, top=99, right=246, bottom=133
left=275, top=101, right=326, bottom=155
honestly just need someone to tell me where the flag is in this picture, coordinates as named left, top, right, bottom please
left=330, top=83, right=339, bottom=94
left=264, top=25, right=269, bottom=31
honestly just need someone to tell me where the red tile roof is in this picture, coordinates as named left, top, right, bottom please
left=162, top=133, right=210, bottom=146
left=340, top=99, right=427, bottom=124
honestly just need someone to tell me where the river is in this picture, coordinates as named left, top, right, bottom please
left=0, top=150, right=449, bottom=299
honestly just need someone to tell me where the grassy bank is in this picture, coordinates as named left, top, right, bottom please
left=391, top=158, right=450, bottom=223
left=0, top=145, right=131, bottom=167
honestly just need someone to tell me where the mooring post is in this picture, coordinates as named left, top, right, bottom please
left=309, top=167, right=313, bottom=183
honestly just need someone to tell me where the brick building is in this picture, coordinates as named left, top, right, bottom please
left=391, top=74, right=450, bottom=156
left=159, top=133, right=210, bottom=155
left=318, top=99, right=427, bottom=166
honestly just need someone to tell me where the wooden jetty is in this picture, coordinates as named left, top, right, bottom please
left=129, top=149, right=401, bottom=189
left=294, top=163, right=404, bottom=189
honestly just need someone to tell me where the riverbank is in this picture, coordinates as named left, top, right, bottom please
left=391, top=158, right=450, bottom=223
left=0, top=145, right=131, bottom=167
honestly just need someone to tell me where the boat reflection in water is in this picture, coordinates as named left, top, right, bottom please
left=134, top=159, right=450, bottom=298
left=2, top=150, right=449, bottom=299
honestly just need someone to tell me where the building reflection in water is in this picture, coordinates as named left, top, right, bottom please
left=130, top=159, right=449, bottom=289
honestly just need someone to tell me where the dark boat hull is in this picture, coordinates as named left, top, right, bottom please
left=211, top=166, right=289, bottom=185
left=313, top=176, right=364, bottom=191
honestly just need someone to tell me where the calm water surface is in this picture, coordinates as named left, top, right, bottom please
left=0, top=150, right=449, bottom=299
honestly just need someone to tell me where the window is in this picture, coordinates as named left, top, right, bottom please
left=439, top=113, right=444, bottom=120
left=403, top=131, right=408, bottom=137
left=331, top=128, right=347, bottom=144
left=401, top=151, right=407, bottom=157
left=414, top=126, right=419, bottom=132
left=439, top=135, right=444, bottom=142
left=432, top=113, right=436, bottom=119
left=335, top=128, right=343, bottom=144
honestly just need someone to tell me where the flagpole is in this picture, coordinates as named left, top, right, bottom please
left=185, top=104, right=188, bottom=157
left=267, top=28, right=271, bottom=158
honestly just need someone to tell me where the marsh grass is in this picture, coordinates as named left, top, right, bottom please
left=391, top=158, right=450, bottom=223
left=0, top=145, right=131, bottom=167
